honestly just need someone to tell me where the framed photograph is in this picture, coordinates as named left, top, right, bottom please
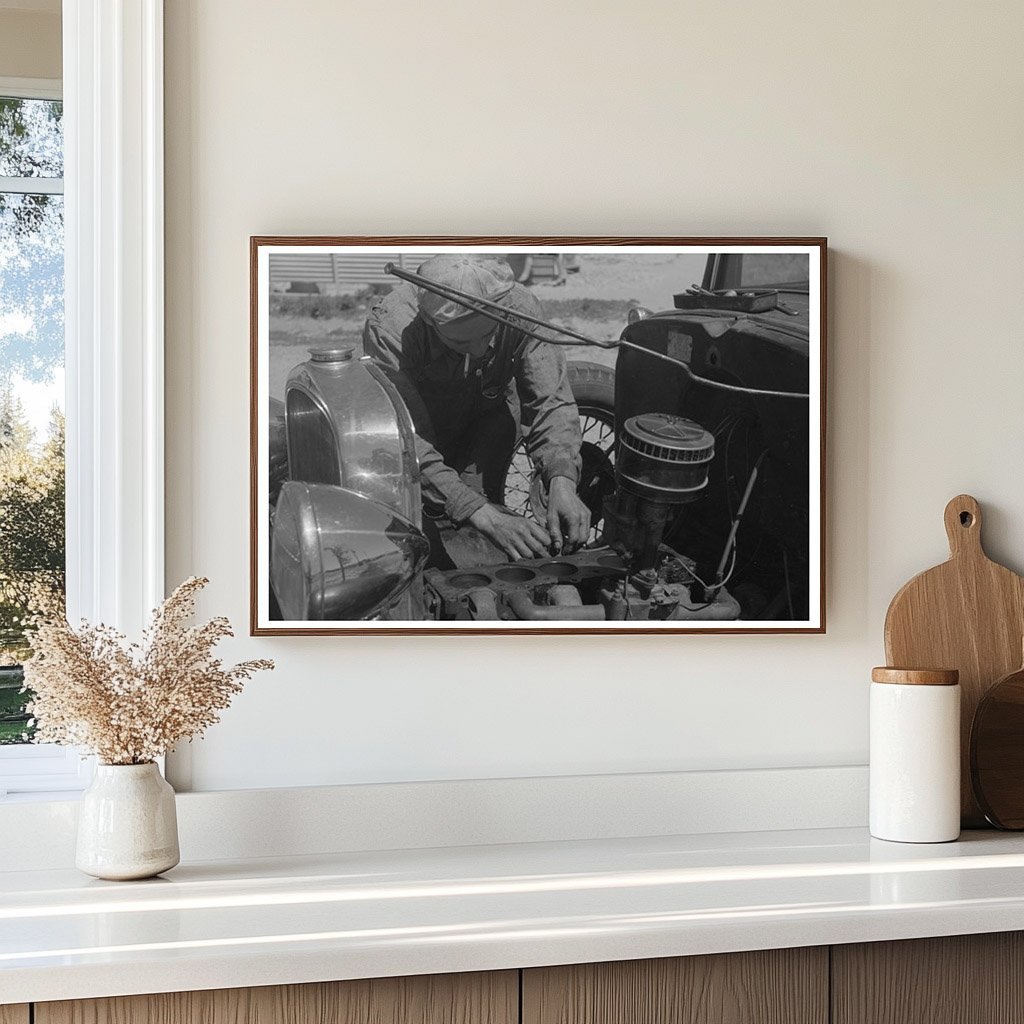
left=251, top=237, right=826, bottom=634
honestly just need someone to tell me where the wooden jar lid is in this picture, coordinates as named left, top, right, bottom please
left=871, top=667, right=960, bottom=686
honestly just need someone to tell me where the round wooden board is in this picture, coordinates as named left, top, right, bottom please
left=971, top=662, right=1024, bottom=829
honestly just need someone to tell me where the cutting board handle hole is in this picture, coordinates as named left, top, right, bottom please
left=960, top=511, right=974, bottom=527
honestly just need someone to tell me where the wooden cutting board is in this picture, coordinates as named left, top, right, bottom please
left=884, top=494, right=1024, bottom=827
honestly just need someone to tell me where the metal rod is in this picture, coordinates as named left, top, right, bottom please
left=708, top=450, right=767, bottom=598
left=384, top=262, right=614, bottom=348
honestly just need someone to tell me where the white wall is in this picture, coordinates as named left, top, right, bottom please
left=164, top=0, right=1024, bottom=791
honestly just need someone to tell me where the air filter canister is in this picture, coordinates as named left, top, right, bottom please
left=616, top=413, right=715, bottom=503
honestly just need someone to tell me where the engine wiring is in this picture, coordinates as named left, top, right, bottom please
left=674, top=544, right=739, bottom=614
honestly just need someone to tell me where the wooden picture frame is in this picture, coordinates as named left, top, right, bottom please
left=251, top=237, right=826, bottom=635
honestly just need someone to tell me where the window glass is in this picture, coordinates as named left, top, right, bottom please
left=0, top=97, right=63, bottom=178
left=0, top=97, right=65, bottom=745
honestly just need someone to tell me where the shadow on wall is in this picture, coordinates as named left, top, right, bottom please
left=826, top=250, right=872, bottom=638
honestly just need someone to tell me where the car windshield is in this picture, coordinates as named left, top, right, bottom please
left=737, top=254, right=809, bottom=292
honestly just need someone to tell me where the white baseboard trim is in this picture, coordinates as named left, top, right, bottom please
left=0, top=765, right=868, bottom=872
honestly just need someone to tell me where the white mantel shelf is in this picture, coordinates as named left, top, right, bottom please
left=5, top=826, right=1024, bottom=1004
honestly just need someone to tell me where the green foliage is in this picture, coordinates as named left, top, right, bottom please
left=0, top=666, right=31, bottom=743
left=0, top=391, right=65, bottom=665
left=0, top=98, right=66, bottom=743
left=0, top=393, right=64, bottom=743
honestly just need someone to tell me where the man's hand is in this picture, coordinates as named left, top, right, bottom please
left=469, top=504, right=551, bottom=561
left=546, top=476, right=591, bottom=554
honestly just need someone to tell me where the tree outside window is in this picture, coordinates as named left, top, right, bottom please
left=0, top=93, right=65, bottom=744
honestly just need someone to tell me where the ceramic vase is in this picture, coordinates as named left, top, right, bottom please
left=75, top=762, right=180, bottom=880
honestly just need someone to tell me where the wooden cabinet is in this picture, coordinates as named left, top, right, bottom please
left=832, top=932, right=1024, bottom=1024
left=17, top=933, right=1024, bottom=1024
left=35, top=972, right=517, bottom=1024
left=522, top=948, right=828, bottom=1024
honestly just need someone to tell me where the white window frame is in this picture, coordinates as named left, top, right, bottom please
left=0, top=77, right=61, bottom=101
left=0, top=0, right=164, bottom=799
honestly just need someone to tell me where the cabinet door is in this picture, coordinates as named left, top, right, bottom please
left=523, top=949, right=828, bottom=1024
left=832, top=932, right=1024, bottom=1024
left=36, top=971, right=517, bottom=1024
left=0, top=1007, right=29, bottom=1024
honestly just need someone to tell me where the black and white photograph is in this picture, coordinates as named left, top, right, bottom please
left=251, top=239, right=825, bottom=634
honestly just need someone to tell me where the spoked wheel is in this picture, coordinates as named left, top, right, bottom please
left=502, top=361, right=617, bottom=543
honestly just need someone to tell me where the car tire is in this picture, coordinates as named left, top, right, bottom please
left=502, top=360, right=617, bottom=541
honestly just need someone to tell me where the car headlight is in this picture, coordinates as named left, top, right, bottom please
left=271, top=481, right=430, bottom=621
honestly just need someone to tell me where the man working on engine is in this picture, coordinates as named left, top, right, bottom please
left=362, top=254, right=590, bottom=561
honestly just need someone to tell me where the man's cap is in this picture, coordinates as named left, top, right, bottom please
left=416, top=255, right=514, bottom=326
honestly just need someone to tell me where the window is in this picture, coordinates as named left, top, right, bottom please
left=0, top=87, right=65, bottom=733
left=0, top=79, right=84, bottom=797
left=0, top=4, right=166, bottom=799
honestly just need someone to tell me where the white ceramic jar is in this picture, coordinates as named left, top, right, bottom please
left=870, top=667, right=961, bottom=843
left=76, top=762, right=180, bottom=880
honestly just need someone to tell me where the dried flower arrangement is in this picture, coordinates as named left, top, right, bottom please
left=22, top=577, right=273, bottom=765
